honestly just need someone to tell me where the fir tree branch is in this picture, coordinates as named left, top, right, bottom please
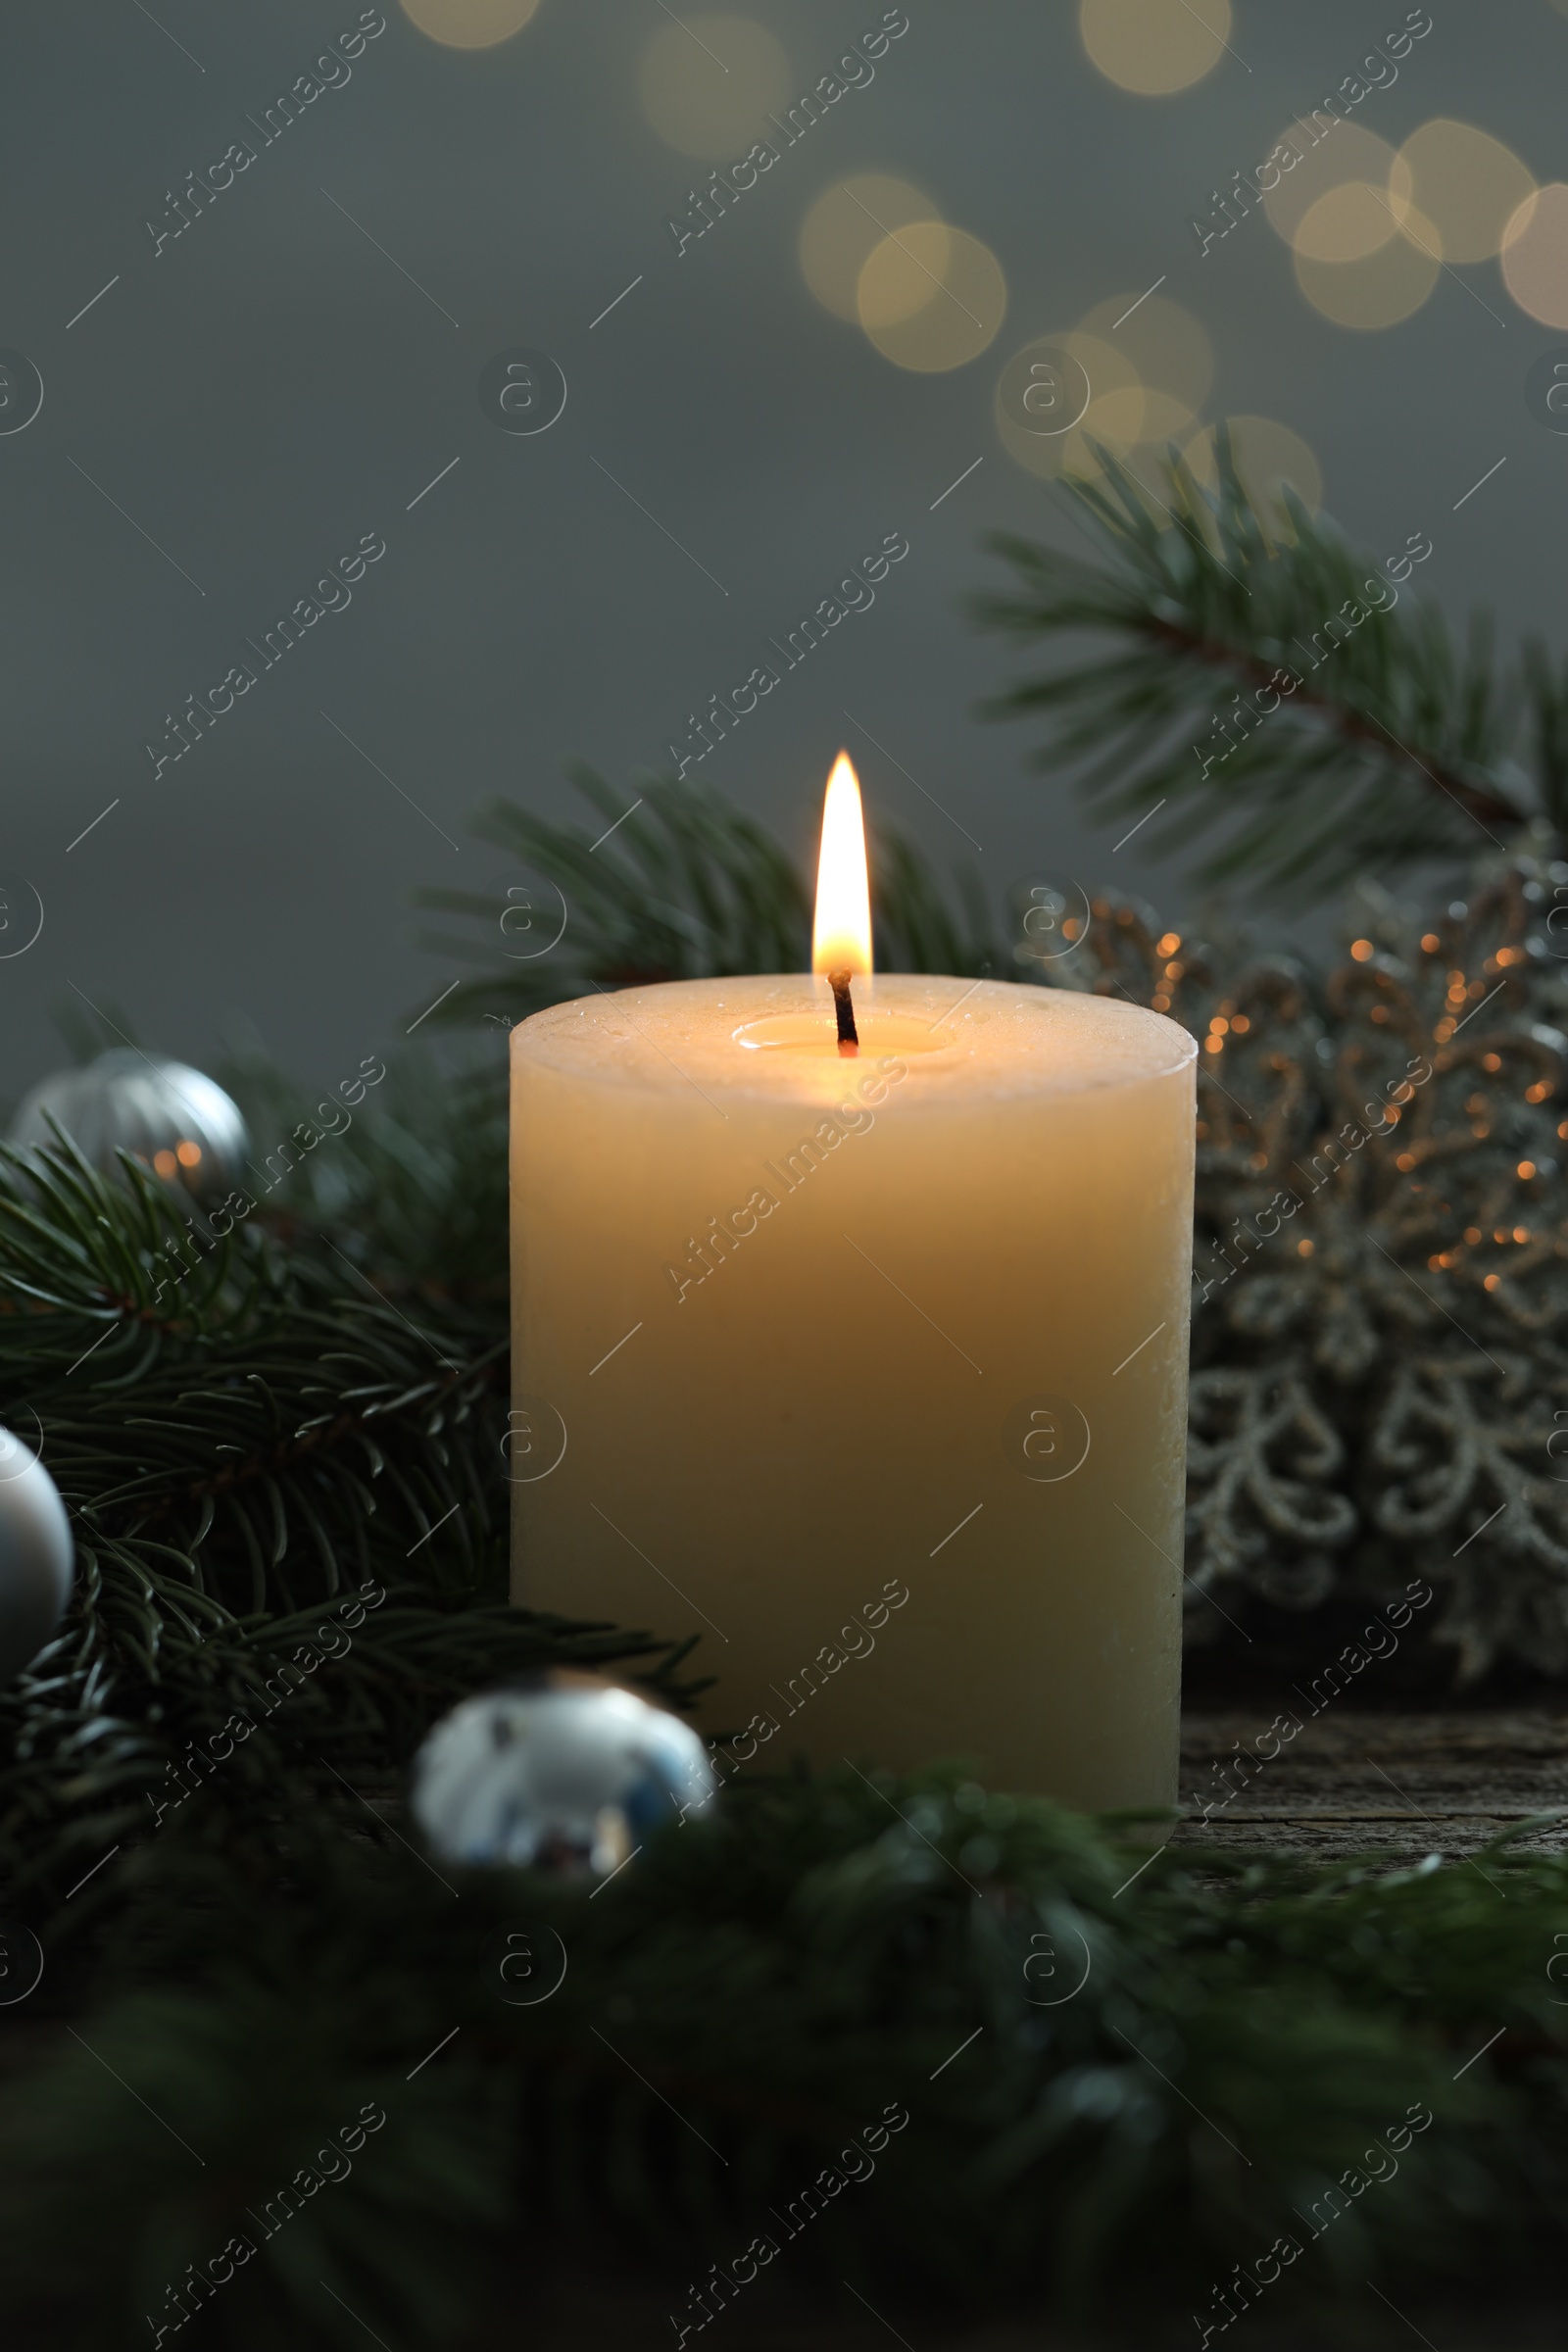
left=974, top=432, right=1544, bottom=903
left=2, top=916, right=1568, bottom=2335
left=3, top=1766, right=1565, bottom=2343
left=415, top=767, right=1001, bottom=1032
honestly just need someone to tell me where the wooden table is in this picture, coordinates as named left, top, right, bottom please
left=506, top=1707, right=1568, bottom=2350
left=1171, top=1702, right=1568, bottom=1864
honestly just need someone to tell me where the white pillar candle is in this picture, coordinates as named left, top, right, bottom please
left=509, top=765, right=1196, bottom=1807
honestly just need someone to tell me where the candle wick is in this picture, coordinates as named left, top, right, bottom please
left=828, top=969, right=859, bottom=1056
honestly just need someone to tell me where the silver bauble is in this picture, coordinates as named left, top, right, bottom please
left=9, top=1050, right=251, bottom=1208
left=0, top=1431, right=74, bottom=1684
left=412, top=1671, right=717, bottom=1876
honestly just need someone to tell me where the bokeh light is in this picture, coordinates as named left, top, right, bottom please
left=399, top=0, right=541, bottom=46
left=1294, top=206, right=1441, bottom=328
left=1078, top=0, right=1231, bottom=96
left=1262, top=125, right=1408, bottom=250
left=994, top=338, right=1093, bottom=479
left=1502, top=183, right=1568, bottom=327
left=996, top=331, right=1145, bottom=481
left=638, top=14, right=791, bottom=160
left=1074, top=291, right=1213, bottom=416
left=1131, top=388, right=1197, bottom=443
left=854, top=220, right=953, bottom=331
left=1396, top=119, right=1536, bottom=263
left=858, top=224, right=1005, bottom=371
left=1180, top=416, right=1323, bottom=535
left=800, top=175, right=935, bottom=319
left=1293, top=180, right=1403, bottom=264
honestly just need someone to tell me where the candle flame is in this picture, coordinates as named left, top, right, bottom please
left=811, top=753, right=872, bottom=976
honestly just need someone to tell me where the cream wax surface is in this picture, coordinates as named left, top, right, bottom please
left=510, top=975, right=1196, bottom=1807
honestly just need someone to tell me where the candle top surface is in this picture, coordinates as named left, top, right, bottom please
left=512, top=976, right=1195, bottom=1104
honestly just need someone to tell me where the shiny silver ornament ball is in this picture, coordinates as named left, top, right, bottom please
left=10, top=1049, right=251, bottom=1209
left=412, top=1672, right=717, bottom=1877
left=0, top=1431, right=74, bottom=1685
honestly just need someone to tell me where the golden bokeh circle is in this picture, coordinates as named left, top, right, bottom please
left=1294, top=205, right=1442, bottom=328
left=1078, top=0, right=1231, bottom=96
left=1074, top=291, right=1213, bottom=413
left=994, top=338, right=1093, bottom=474
left=1396, top=119, right=1536, bottom=265
left=858, top=224, right=1005, bottom=371
left=1262, top=125, right=1410, bottom=250
left=638, top=14, right=791, bottom=160
left=996, top=331, right=1152, bottom=481
left=1180, top=416, right=1323, bottom=534
left=1063, top=330, right=1143, bottom=435
left=1087, top=385, right=1153, bottom=446
left=800, top=175, right=935, bottom=320
left=1501, top=183, right=1568, bottom=328
left=399, top=0, right=541, bottom=46
left=1133, top=386, right=1197, bottom=444
left=856, top=220, right=956, bottom=331
left=1293, top=180, right=1403, bottom=264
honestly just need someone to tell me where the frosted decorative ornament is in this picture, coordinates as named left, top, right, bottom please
left=412, top=1672, right=716, bottom=1876
left=10, top=1050, right=251, bottom=1208
left=0, top=1431, right=74, bottom=1685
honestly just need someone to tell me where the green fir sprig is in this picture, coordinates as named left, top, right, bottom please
left=975, top=433, right=1566, bottom=904
left=0, top=1120, right=701, bottom=1922
left=415, top=763, right=999, bottom=1036
left=0, top=895, right=1561, bottom=2343
left=7, top=562, right=1568, bottom=2338
left=1, top=1757, right=1565, bottom=2346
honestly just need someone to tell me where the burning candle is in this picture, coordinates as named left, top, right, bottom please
left=510, top=757, right=1196, bottom=1806
left=814, top=753, right=872, bottom=1054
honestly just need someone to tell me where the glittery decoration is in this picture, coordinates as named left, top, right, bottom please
left=1044, top=834, right=1568, bottom=1680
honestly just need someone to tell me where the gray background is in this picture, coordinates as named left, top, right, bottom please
left=3, top=0, right=1565, bottom=1103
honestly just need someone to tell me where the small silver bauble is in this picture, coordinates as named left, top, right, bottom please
left=9, top=1050, right=251, bottom=1208
left=0, top=1431, right=74, bottom=1685
left=412, top=1671, right=717, bottom=1877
